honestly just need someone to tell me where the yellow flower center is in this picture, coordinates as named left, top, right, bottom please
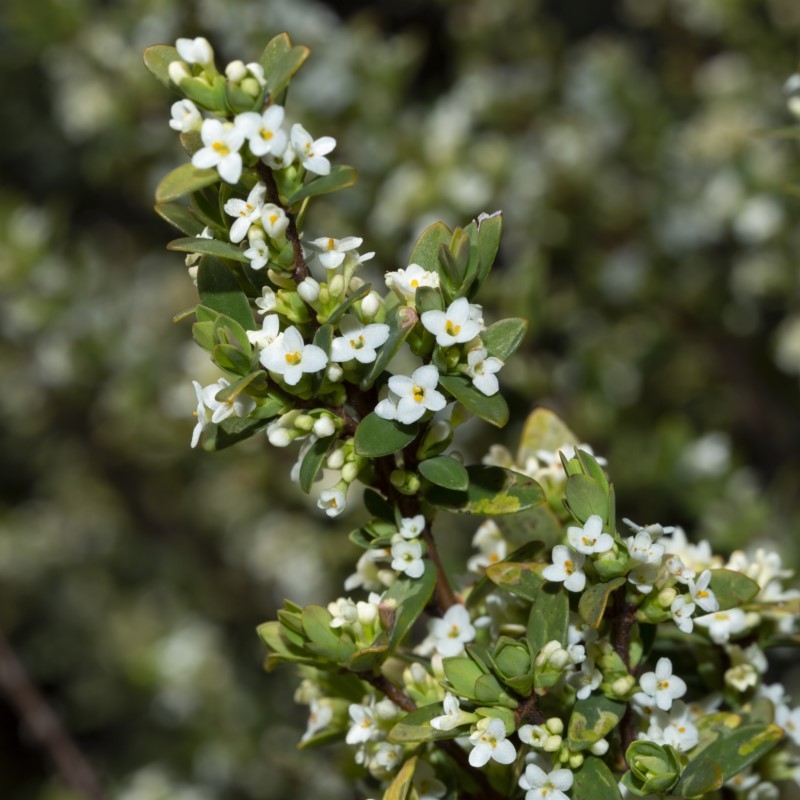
left=212, top=141, right=229, bottom=155
left=285, top=351, right=302, bottom=366
left=412, top=385, right=425, bottom=403
left=260, top=129, right=273, bottom=140
left=349, top=335, right=365, bottom=350
left=445, top=320, right=461, bottom=336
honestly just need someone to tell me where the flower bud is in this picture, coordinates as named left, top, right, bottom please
left=298, top=277, right=321, bottom=304
left=341, top=461, right=361, bottom=484
left=176, top=36, right=213, bottom=65
left=590, top=738, right=609, bottom=756
left=225, top=59, right=248, bottom=82
left=546, top=717, right=564, bottom=736
left=356, top=600, right=378, bottom=626
left=611, top=675, right=636, bottom=697
left=329, top=274, right=345, bottom=298
left=360, top=290, right=382, bottom=319
left=326, top=363, right=344, bottom=382
left=313, top=415, right=336, bottom=438
left=349, top=276, right=365, bottom=292
left=544, top=735, right=563, bottom=752
left=658, top=587, right=677, bottom=608
left=267, top=426, right=294, bottom=447
left=295, top=414, right=315, bottom=432
left=326, top=447, right=345, bottom=470
left=568, top=752, right=584, bottom=769
left=241, top=77, right=262, bottom=98
left=168, top=60, right=192, bottom=85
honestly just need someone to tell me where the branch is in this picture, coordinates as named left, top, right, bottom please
left=0, top=629, right=106, bottom=800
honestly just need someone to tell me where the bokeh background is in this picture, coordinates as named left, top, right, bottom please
left=1, top=0, right=800, bottom=797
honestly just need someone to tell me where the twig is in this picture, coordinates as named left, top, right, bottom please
left=0, top=629, right=106, bottom=800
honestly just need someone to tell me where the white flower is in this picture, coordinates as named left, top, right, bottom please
left=390, top=536, right=425, bottom=578
left=694, top=608, right=749, bottom=644
left=200, top=377, right=256, bottom=425
left=235, top=106, right=287, bottom=157
left=398, top=515, right=426, bottom=540
left=543, top=545, right=586, bottom=592
left=665, top=555, right=696, bottom=584
left=670, top=595, right=696, bottom=633
left=429, top=604, right=476, bottom=657
left=261, top=203, right=289, bottom=239
left=331, top=316, right=390, bottom=364
left=468, top=718, right=516, bottom=767
left=346, top=702, right=378, bottom=745
left=175, top=36, right=213, bottom=65
left=318, top=487, right=347, bottom=518
left=190, top=380, right=209, bottom=448
left=518, top=763, right=573, bottom=800
left=571, top=657, right=603, bottom=700
left=328, top=597, right=359, bottom=628
left=301, top=697, right=333, bottom=742
left=244, top=238, right=270, bottom=271
left=567, top=514, right=614, bottom=555
left=644, top=702, right=699, bottom=753
left=384, top=263, right=440, bottom=301
left=307, top=236, right=363, bottom=271
left=626, top=529, right=666, bottom=565
left=291, top=123, right=336, bottom=176
left=262, top=140, right=295, bottom=170
left=688, top=569, right=720, bottom=613
left=192, top=118, right=245, bottom=184
left=224, top=182, right=265, bottom=243
left=169, top=99, right=202, bottom=132
left=636, top=657, right=687, bottom=711
left=430, top=692, right=464, bottom=731
left=247, top=313, right=281, bottom=348
left=776, top=704, right=800, bottom=746
left=260, top=326, right=328, bottom=386
left=421, top=297, right=483, bottom=347
left=413, top=760, right=447, bottom=800
left=468, top=519, right=507, bottom=572
left=627, top=562, right=661, bottom=594
left=465, top=347, right=503, bottom=396
left=374, top=365, right=447, bottom=425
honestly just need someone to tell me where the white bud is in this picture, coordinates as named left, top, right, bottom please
left=225, top=59, right=248, bottom=82
left=590, top=738, right=609, bottom=756
left=326, top=447, right=345, bottom=470
left=267, top=426, right=293, bottom=447
left=342, top=461, right=360, bottom=483
left=356, top=601, right=378, bottom=626
left=326, top=363, right=344, bottom=382
left=544, top=735, right=563, bottom=753
left=295, top=414, right=314, bottom=432
left=168, top=60, right=191, bottom=85
left=329, top=274, right=345, bottom=298
left=568, top=752, right=584, bottom=769
left=313, top=416, right=336, bottom=438
left=297, top=277, right=321, bottom=303
left=349, top=276, right=365, bottom=292
left=246, top=62, right=267, bottom=87
left=175, top=36, right=213, bottom=65
left=360, top=290, right=381, bottom=319
left=546, top=717, right=564, bottom=735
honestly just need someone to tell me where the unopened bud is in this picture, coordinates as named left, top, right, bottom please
left=168, top=60, right=192, bottom=85
left=297, top=277, right=321, bottom=304
left=349, top=276, right=365, bottom=292
left=326, top=363, right=344, bottom=382
left=356, top=600, right=378, bottom=626
left=295, top=414, right=314, bottom=432
left=241, top=77, right=262, bottom=98
left=329, top=274, right=345, bottom=298
left=658, top=587, right=677, bottom=608
left=544, top=735, right=563, bottom=753
left=326, top=447, right=345, bottom=470
left=225, top=59, right=248, bottom=82
left=313, top=415, right=336, bottom=438
left=611, top=675, right=636, bottom=697
left=568, top=752, right=584, bottom=769
left=590, top=738, right=609, bottom=756
left=360, top=290, right=382, bottom=319
left=546, top=717, right=564, bottom=735
left=267, top=426, right=293, bottom=447
left=341, top=461, right=361, bottom=484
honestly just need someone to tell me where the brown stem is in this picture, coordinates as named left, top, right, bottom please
left=360, top=672, right=416, bottom=713
left=255, top=162, right=309, bottom=284
left=0, top=630, right=106, bottom=800
left=513, top=692, right=546, bottom=727
left=610, top=589, right=638, bottom=757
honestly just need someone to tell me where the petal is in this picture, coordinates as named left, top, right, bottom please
left=304, top=155, right=331, bottom=176
left=420, top=309, right=446, bottom=335
left=550, top=770, right=574, bottom=791
left=191, top=148, right=219, bottom=169
left=300, top=345, right=329, bottom=373
left=218, top=154, right=242, bottom=184
left=468, top=745, right=491, bottom=768
left=396, top=398, right=425, bottom=424
left=423, top=388, right=447, bottom=412
left=229, top=216, right=250, bottom=243
left=493, top=740, right=517, bottom=765
left=413, top=364, right=440, bottom=389
left=374, top=398, right=397, bottom=421
left=313, top=135, right=337, bottom=155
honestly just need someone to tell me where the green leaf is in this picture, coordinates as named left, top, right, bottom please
left=154, top=202, right=205, bottom=236
left=214, top=371, right=265, bottom=402
left=709, top=568, right=761, bottom=610
left=324, top=282, right=371, bottom=326
left=268, top=44, right=310, bottom=99
left=311, top=324, right=334, bottom=392
left=527, top=583, right=569, bottom=655
left=385, top=755, right=417, bottom=800
left=482, top=318, right=528, bottom=361
left=298, top=435, right=336, bottom=494
left=426, top=466, right=546, bottom=516
left=200, top=416, right=270, bottom=451
left=302, top=605, right=356, bottom=664
left=516, top=407, right=579, bottom=465
left=494, top=505, right=563, bottom=549
left=286, top=165, right=358, bottom=206
left=572, top=756, right=623, bottom=800
left=579, top=578, right=626, bottom=629
left=345, top=638, right=390, bottom=672
left=353, top=412, right=417, bottom=458
left=359, top=305, right=418, bottom=391
left=438, top=374, right=509, bottom=428
left=472, top=211, right=503, bottom=292
left=197, top=256, right=256, bottom=331
left=419, top=456, right=469, bottom=491
left=568, top=695, right=627, bottom=751
left=408, top=221, right=452, bottom=274
left=168, top=236, right=249, bottom=263
left=211, top=342, right=251, bottom=375
left=675, top=724, right=783, bottom=798
left=388, top=704, right=459, bottom=743
left=565, top=474, right=609, bottom=525
left=258, top=33, right=291, bottom=83
left=383, top=562, right=436, bottom=651
left=192, top=319, right=215, bottom=352
left=143, top=44, right=180, bottom=88
left=155, top=163, right=219, bottom=203
left=485, top=561, right=547, bottom=601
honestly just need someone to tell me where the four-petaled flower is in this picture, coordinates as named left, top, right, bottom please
left=331, top=316, right=390, bottom=364
left=390, top=535, right=425, bottom=578
left=468, top=718, right=516, bottom=768
left=236, top=106, right=287, bottom=157
left=260, top=325, right=328, bottom=385
left=374, top=365, right=447, bottom=425
left=318, top=487, right=347, bottom=518
left=248, top=314, right=281, bottom=349
left=688, top=569, right=720, bottom=613
left=398, top=515, right=425, bottom=540
left=465, top=347, right=503, bottom=396
left=175, top=36, right=213, bottom=65
left=518, top=763, right=574, bottom=800
left=307, top=236, right=363, bottom=271
left=429, top=604, right=476, bottom=657
left=636, top=657, right=687, bottom=711
left=430, top=692, right=464, bottom=731
left=345, top=702, right=378, bottom=745
left=567, top=514, right=614, bottom=555
left=169, top=99, right=202, bottom=132
left=384, top=263, right=440, bottom=301
left=543, top=545, right=587, bottom=592
left=261, top=203, right=289, bottom=240
left=192, top=118, right=245, bottom=184
left=291, top=123, right=336, bottom=176
left=421, top=297, right=482, bottom=347
left=670, top=595, right=696, bottom=634
left=224, top=182, right=266, bottom=243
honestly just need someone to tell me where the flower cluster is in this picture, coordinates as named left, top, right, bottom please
left=149, top=33, right=800, bottom=800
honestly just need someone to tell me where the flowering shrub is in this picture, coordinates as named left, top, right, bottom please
left=146, top=33, right=800, bottom=800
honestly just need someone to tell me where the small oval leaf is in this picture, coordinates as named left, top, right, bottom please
left=353, top=412, right=417, bottom=458
left=419, top=455, right=469, bottom=491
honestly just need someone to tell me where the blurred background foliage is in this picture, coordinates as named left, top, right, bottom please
left=1, top=0, right=799, bottom=797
